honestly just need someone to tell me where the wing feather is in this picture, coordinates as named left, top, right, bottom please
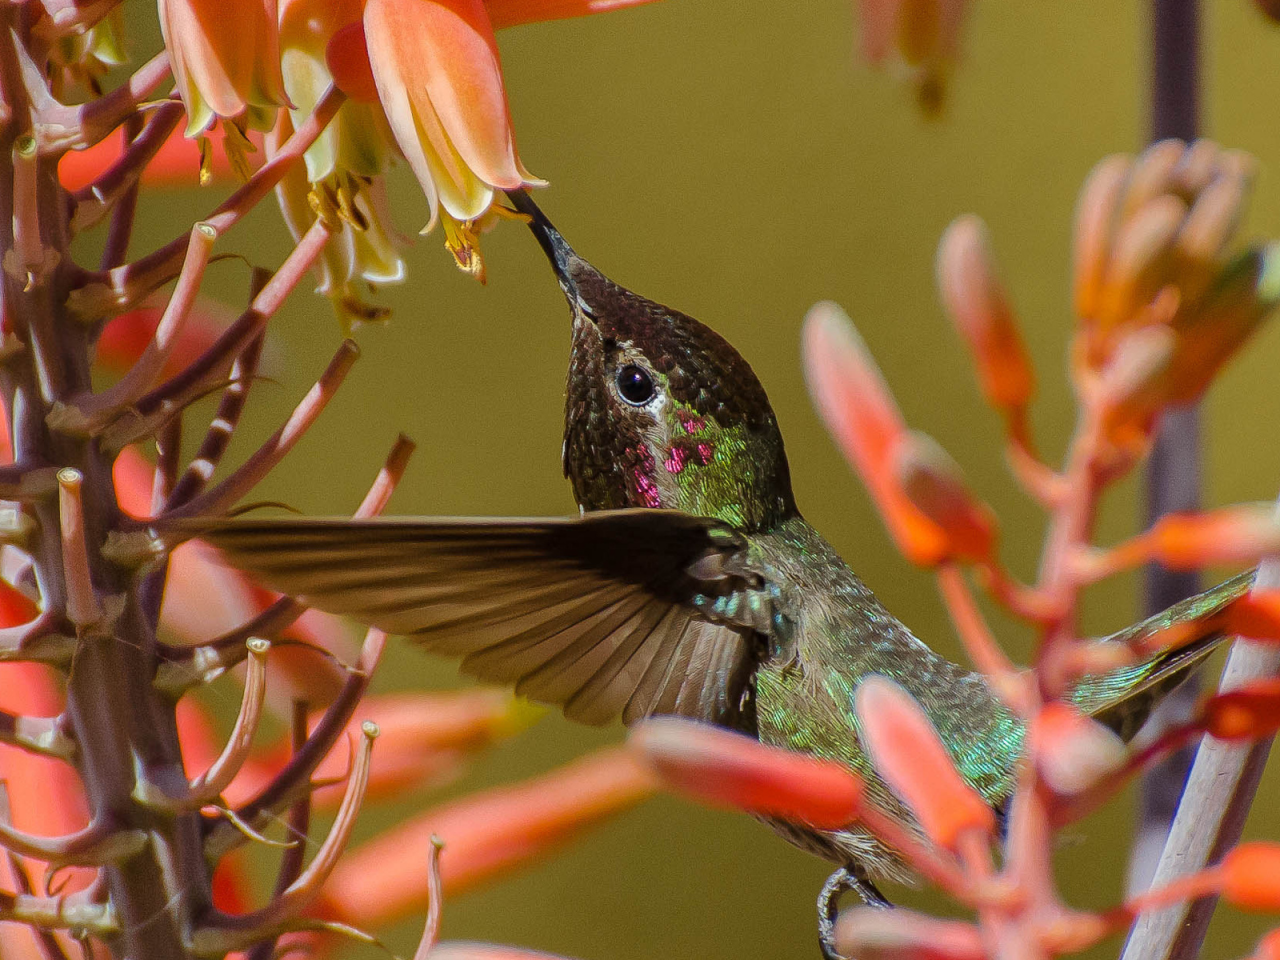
left=179, top=510, right=773, bottom=727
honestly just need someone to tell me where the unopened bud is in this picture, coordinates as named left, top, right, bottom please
left=854, top=676, right=995, bottom=850
left=937, top=215, right=1034, bottom=411
left=804, top=302, right=947, bottom=566
left=895, top=431, right=996, bottom=562
left=1202, top=679, right=1280, bottom=742
left=1149, top=505, right=1280, bottom=569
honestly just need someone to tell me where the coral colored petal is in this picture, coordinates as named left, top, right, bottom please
left=485, top=0, right=659, bottom=29
left=629, top=717, right=864, bottom=828
left=322, top=748, right=655, bottom=926
left=1223, top=843, right=1280, bottom=912
left=113, top=446, right=158, bottom=518
left=97, top=299, right=234, bottom=377
left=1252, top=929, right=1280, bottom=960
left=854, top=676, right=994, bottom=849
left=1149, top=505, right=1280, bottom=569
left=58, top=125, right=251, bottom=192
left=365, top=0, right=524, bottom=192
left=1223, top=592, right=1280, bottom=643
left=326, top=21, right=380, bottom=103
left=836, top=907, right=986, bottom=960
left=1203, top=680, right=1280, bottom=742
left=936, top=214, right=1034, bottom=410
left=803, top=301, right=948, bottom=566
left=1029, top=702, right=1125, bottom=795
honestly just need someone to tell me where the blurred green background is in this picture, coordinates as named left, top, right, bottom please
left=117, top=1, right=1280, bottom=957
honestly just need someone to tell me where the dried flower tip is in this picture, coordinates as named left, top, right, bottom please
left=1201, top=679, right=1280, bottom=742
left=629, top=717, right=864, bottom=829
left=835, top=907, right=986, bottom=960
left=894, top=431, right=996, bottom=562
left=1030, top=703, right=1126, bottom=795
left=1222, top=842, right=1280, bottom=912
left=428, top=944, right=579, bottom=960
left=1222, top=592, right=1280, bottom=643
left=854, top=676, right=994, bottom=849
left=1148, top=504, right=1280, bottom=570
left=1074, top=154, right=1134, bottom=321
left=936, top=214, right=1034, bottom=412
left=803, top=301, right=947, bottom=566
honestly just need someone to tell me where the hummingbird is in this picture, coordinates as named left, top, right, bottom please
left=177, top=191, right=1248, bottom=958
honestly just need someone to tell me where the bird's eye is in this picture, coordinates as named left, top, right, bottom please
left=615, top=365, right=655, bottom=406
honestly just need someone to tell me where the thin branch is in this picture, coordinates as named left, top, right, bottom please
left=0, top=811, right=144, bottom=866
left=164, top=339, right=360, bottom=520
left=936, top=564, right=1024, bottom=707
left=0, top=785, right=73, bottom=960
left=56, top=469, right=100, bottom=630
left=153, top=432, right=414, bottom=694
left=0, top=613, right=75, bottom=666
left=137, top=640, right=270, bottom=812
left=37, top=52, right=171, bottom=154
left=1132, top=0, right=1203, bottom=901
left=0, top=889, right=117, bottom=936
left=245, top=701, right=313, bottom=960
left=98, top=218, right=335, bottom=451
left=54, top=222, right=217, bottom=436
left=189, top=722, right=378, bottom=956
left=206, top=630, right=387, bottom=862
left=0, top=462, right=59, bottom=500
left=164, top=314, right=267, bottom=508
left=139, top=416, right=185, bottom=629
left=0, top=709, right=76, bottom=761
left=71, top=102, right=184, bottom=233
left=68, top=86, right=346, bottom=323
left=411, top=837, right=446, bottom=960
left=1119, top=573, right=1280, bottom=960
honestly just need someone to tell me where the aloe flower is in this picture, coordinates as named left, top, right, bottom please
left=158, top=0, right=290, bottom=135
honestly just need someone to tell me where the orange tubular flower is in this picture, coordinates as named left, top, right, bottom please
left=158, top=0, right=289, bottom=135
left=362, top=0, right=542, bottom=245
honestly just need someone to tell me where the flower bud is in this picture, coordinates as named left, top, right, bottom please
left=937, top=214, right=1034, bottom=412
left=854, top=676, right=995, bottom=850
left=629, top=717, right=864, bottom=829
left=895, top=431, right=996, bottom=562
left=803, top=301, right=948, bottom=566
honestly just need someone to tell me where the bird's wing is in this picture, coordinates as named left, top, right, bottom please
left=175, top=510, right=776, bottom=727
left=1070, top=568, right=1254, bottom=737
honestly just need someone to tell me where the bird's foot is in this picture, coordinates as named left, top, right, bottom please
left=817, top=864, right=892, bottom=960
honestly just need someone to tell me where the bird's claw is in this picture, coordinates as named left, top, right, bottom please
left=817, top=864, right=892, bottom=960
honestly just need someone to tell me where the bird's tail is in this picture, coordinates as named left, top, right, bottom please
left=1070, top=569, right=1255, bottom=739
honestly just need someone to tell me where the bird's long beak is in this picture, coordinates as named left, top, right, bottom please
left=505, top=189, right=583, bottom=307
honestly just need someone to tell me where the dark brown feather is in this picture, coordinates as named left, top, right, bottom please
left=174, top=510, right=772, bottom=728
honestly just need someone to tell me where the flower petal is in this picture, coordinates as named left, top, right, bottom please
left=322, top=747, right=655, bottom=926
left=365, top=0, right=527, bottom=202
left=803, top=301, right=948, bottom=566
left=629, top=717, right=864, bottom=828
left=854, top=675, right=994, bottom=849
